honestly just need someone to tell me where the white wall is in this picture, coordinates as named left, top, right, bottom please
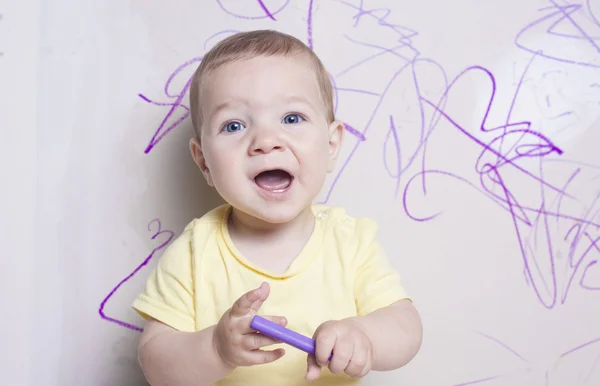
left=1, top=0, right=38, bottom=384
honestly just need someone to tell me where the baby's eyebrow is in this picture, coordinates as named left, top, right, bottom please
left=207, top=96, right=317, bottom=121
left=283, top=95, right=318, bottom=111
left=284, top=95, right=313, bottom=105
left=211, top=99, right=248, bottom=115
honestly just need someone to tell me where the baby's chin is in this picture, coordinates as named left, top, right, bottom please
left=230, top=203, right=314, bottom=228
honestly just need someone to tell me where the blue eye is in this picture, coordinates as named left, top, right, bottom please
left=223, top=121, right=245, bottom=133
left=282, top=114, right=303, bottom=125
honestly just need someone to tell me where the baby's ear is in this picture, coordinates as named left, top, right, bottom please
left=326, top=120, right=345, bottom=172
left=189, top=137, right=214, bottom=186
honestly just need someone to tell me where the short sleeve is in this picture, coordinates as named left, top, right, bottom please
left=132, top=227, right=196, bottom=332
left=353, top=223, right=410, bottom=316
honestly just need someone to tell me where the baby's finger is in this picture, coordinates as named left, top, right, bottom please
left=305, top=354, right=322, bottom=381
left=245, top=347, right=286, bottom=366
left=241, top=333, right=281, bottom=351
left=328, top=339, right=353, bottom=374
left=231, top=282, right=270, bottom=317
left=344, top=347, right=367, bottom=378
left=357, top=360, right=371, bottom=378
left=314, top=330, right=336, bottom=367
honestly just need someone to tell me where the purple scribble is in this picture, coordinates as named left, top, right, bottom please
left=451, top=332, right=524, bottom=386
left=349, top=0, right=364, bottom=28
left=581, top=260, right=600, bottom=290
left=515, top=1, right=600, bottom=68
left=322, top=1, right=452, bottom=206
left=417, top=66, right=565, bottom=184
left=257, top=0, right=276, bottom=20
left=493, top=53, right=537, bottom=175
left=545, top=1, right=600, bottom=51
left=383, top=115, right=402, bottom=197
left=583, top=353, right=600, bottom=385
left=204, top=30, right=241, bottom=50
left=330, top=53, right=441, bottom=203
left=452, top=375, right=504, bottom=386
left=335, top=87, right=380, bottom=96
left=140, top=57, right=202, bottom=153
left=392, top=58, right=600, bottom=307
left=215, top=0, right=289, bottom=20
left=307, top=0, right=314, bottom=49
left=556, top=334, right=600, bottom=382
left=475, top=331, right=530, bottom=364
left=561, top=199, right=600, bottom=301
left=541, top=69, right=566, bottom=79
left=550, top=111, right=573, bottom=119
left=343, top=0, right=419, bottom=43
left=328, top=0, right=452, bottom=194
left=139, top=93, right=189, bottom=110
left=99, top=219, right=174, bottom=332
left=344, top=34, right=413, bottom=62
left=335, top=43, right=408, bottom=78
left=562, top=335, right=600, bottom=357
left=343, top=122, right=365, bottom=141
left=453, top=332, right=600, bottom=385
left=322, top=59, right=414, bottom=204
left=555, top=168, right=581, bottom=228
left=589, top=0, right=600, bottom=28
left=315, top=0, right=600, bottom=309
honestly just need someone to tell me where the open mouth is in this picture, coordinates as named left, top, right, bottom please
left=254, top=169, right=293, bottom=192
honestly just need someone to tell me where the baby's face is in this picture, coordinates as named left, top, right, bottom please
left=191, top=54, right=343, bottom=225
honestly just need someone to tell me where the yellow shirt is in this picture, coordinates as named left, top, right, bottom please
left=133, top=204, right=409, bottom=385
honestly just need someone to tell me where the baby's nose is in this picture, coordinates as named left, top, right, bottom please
left=250, top=127, right=284, bottom=155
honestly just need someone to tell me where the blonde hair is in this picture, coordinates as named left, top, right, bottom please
left=189, top=30, right=335, bottom=137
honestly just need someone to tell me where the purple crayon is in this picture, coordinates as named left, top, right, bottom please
left=250, top=315, right=332, bottom=360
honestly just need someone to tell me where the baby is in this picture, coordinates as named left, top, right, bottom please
left=133, top=29, right=422, bottom=386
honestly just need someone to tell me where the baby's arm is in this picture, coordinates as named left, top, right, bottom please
left=137, top=282, right=286, bottom=386
left=349, top=298, right=422, bottom=370
left=306, top=298, right=422, bottom=380
left=306, top=299, right=423, bottom=381
left=307, top=218, right=422, bottom=380
left=349, top=221, right=423, bottom=370
left=138, top=319, right=233, bottom=386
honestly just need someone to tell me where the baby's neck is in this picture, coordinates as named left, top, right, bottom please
left=227, top=207, right=315, bottom=273
left=229, top=207, right=313, bottom=237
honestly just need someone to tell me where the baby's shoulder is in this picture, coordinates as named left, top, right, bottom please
left=183, top=204, right=229, bottom=233
left=312, top=205, right=379, bottom=244
left=169, top=205, right=229, bottom=255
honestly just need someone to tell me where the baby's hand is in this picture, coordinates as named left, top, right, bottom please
left=305, top=319, right=373, bottom=381
left=213, top=282, right=287, bottom=368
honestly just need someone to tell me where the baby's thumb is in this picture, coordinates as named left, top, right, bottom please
left=305, top=354, right=321, bottom=381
